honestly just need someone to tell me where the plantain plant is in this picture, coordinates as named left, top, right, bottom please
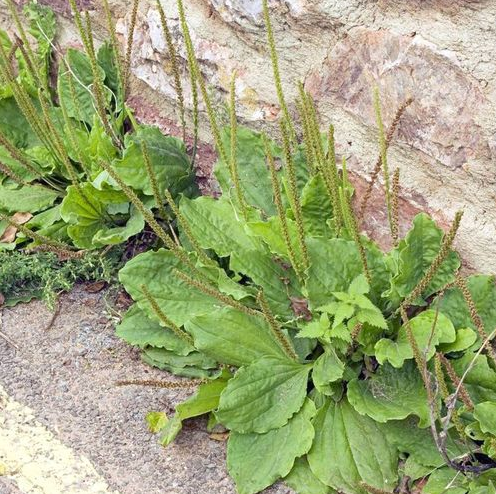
left=114, top=1, right=496, bottom=493
left=0, top=0, right=197, bottom=253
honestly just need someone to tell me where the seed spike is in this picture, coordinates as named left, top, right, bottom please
left=6, top=0, right=43, bottom=88
left=279, top=119, right=309, bottom=273
left=324, top=124, right=343, bottom=233
left=373, top=87, right=393, bottom=235
left=434, top=353, right=466, bottom=438
left=175, top=269, right=259, bottom=317
left=176, top=0, right=225, bottom=164
left=257, top=290, right=298, bottom=361
left=124, top=0, right=140, bottom=101
left=228, top=72, right=248, bottom=219
left=140, top=284, right=194, bottom=344
left=437, top=353, right=474, bottom=411
left=360, top=96, right=413, bottom=219
left=83, top=11, right=121, bottom=148
left=141, top=140, right=167, bottom=221
left=305, top=93, right=326, bottom=168
left=262, top=0, right=295, bottom=139
left=101, top=0, right=125, bottom=106
left=296, top=92, right=315, bottom=176
left=391, top=168, right=400, bottom=246
left=401, top=211, right=463, bottom=309
left=156, top=0, right=186, bottom=141
left=455, top=274, right=496, bottom=366
left=116, top=379, right=203, bottom=388
left=162, top=188, right=212, bottom=266
left=263, top=134, right=303, bottom=282
left=339, top=168, right=372, bottom=285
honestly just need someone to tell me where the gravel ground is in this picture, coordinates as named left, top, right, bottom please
left=0, top=285, right=294, bottom=494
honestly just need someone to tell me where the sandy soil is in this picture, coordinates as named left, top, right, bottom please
left=0, top=285, right=293, bottom=494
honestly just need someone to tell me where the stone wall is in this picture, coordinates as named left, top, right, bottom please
left=2, top=0, right=496, bottom=272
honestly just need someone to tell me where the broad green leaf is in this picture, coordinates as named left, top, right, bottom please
left=401, top=456, right=433, bottom=481
left=159, top=414, right=183, bottom=446
left=438, top=328, right=477, bottom=353
left=97, top=41, right=120, bottom=99
left=58, top=49, right=108, bottom=124
left=0, top=144, right=42, bottom=182
left=306, top=238, right=362, bottom=308
left=300, top=174, right=333, bottom=238
left=364, top=238, right=391, bottom=309
left=22, top=2, right=56, bottom=89
left=375, top=310, right=456, bottom=368
left=119, top=249, right=223, bottom=327
left=471, top=484, right=496, bottom=494
left=347, top=361, right=431, bottom=427
left=215, top=127, right=279, bottom=215
left=452, top=353, right=496, bottom=403
left=142, top=347, right=219, bottom=379
left=227, top=399, right=316, bottom=494
left=312, top=348, right=345, bottom=391
left=0, top=184, right=58, bottom=213
left=246, top=216, right=303, bottom=265
left=180, top=196, right=260, bottom=257
left=230, top=247, right=302, bottom=319
left=331, top=303, right=355, bottom=328
left=297, top=314, right=330, bottom=339
left=60, top=183, right=144, bottom=248
left=389, top=213, right=460, bottom=304
left=158, top=370, right=231, bottom=445
left=423, top=468, right=467, bottom=494
left=385, top=417, right=471, bottom=468
left=25, top=146, right=58, bottom=177
left=176, top=369, right=232, bottom=420
left=439, top=275, right=496, bottom=337
left=142, top=347, right=217, bottom=369
left=216, top=356, right=311, bottom=433
left=473, top=402, right=496, bottom=435
left=185, top=307, right=288, bottom=367
left=145, top=411, right=168, bottom=433
left=349, top=274, right=370, bottom=296
left=284, top=456, right=333, bottom=494
left=115, top=304, right=194, bottom=355
left=94, top=206, right=143, bottom=245
left=87, top=116, right=117, bottom=165
left=355, top=307, right=388, bottom=329
left=308, top=397, right=398, bottom=493
left=114, top=125, right=196, bottom=198
left=0, top=98, right=40, bottom=148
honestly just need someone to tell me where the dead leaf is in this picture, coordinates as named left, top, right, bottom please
left=0, top=293, right=5, bottom=307
left=290, top=297, right=312, bottom=321
left=85, top=281, right=107, bottom=293
left=0, top=212, right=32, bottom=243
left=115, top=290, right=133, bottom=309
left=209, top=432, right=229, bottom=442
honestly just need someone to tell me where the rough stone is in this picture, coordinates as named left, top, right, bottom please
left=305, top=27, right=492, bottom=170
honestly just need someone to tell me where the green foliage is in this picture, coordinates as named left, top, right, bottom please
left=0, top=1, right=198, bottom=252
left=0, top=249, right=118, bottom=308
left=117, top=118, right=496, bottom=494
left=2, top=2, right=493, bottom=494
